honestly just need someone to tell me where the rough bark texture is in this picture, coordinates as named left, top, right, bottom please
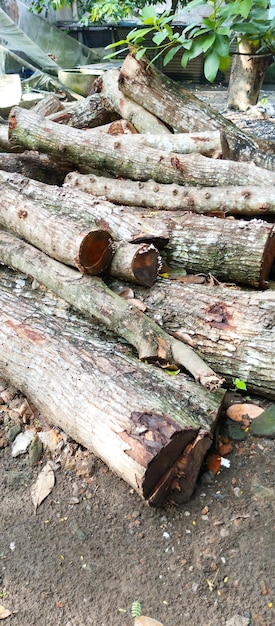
left=0, top=178, right=114, bottom=274
left=65, top=172, right=275, bottom=217
left=94, top=68, right=171, bottom=134
left=118, top=54, right=275, bottom=172
left=8, top=107, right=275, bottom=186
left=0, top=151, right=73, bottom=185
left=86, top=129, right=222, bottom=157
left=228, top=42, right=274, bottom=111
left=109, top=278, right=275, bottom=401
left=49, top=92, right=120, bottom=129
left=110, top=242, right=161, bottom=287
left=2, top=171, right=274, bottom=288
left=0, top=267, right=225, bottom=506
left=0, top=231, right=223, bottom=389
left=31, top=93, right=65, bottom=117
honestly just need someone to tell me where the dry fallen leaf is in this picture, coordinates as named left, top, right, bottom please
left=226, top=403, right=264, bottom=423
left=31, top=461, right=55, bottom=513
left=0, top=605, right=12, bottom=620
left=134, top=617, right=164, bottom=626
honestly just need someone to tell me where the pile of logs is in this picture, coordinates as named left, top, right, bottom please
left=0, top=53, right=274, bottom=507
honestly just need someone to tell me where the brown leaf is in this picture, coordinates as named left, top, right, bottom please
left=0, top=606, right=12, bottom=620
left=30, top=461, right=55, bottom=513
left=134, top=617, right=164, bottom=626
left=226, top=403, right=264, bottom=423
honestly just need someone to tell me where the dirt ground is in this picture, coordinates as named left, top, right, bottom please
left=1, top=86, right=275, bottom=626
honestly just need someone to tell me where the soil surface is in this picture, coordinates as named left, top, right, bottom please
left=1, top=86, right=275, bottom=626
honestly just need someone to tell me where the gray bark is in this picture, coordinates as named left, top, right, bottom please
left=2, top=171, right=274, bottom=288
left=64, top=172, right=275, bottom=217
left=0, top=266, right=225, bottom=506
left=109, top=278, right=275, bottom=401
left=118, top=54, right=275, bottom=172
left=0, top=230, right=223, bottom=389
left=8, top=107, right=275, bottom=186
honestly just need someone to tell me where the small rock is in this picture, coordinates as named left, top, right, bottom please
left=225, top=615, right=250, bottom=626
left=28, top=434, right=43, bottom=465
left=250, top=404, right=275, bottom=439
left=6, top=424, right=21, bottom=443
left=227, top=403, right=263, bottom=423
left=227, top=421, right=248, bottom=441
left=11, top=430, right=35, bottom=457
left=251, top=477, right=275, bottom=500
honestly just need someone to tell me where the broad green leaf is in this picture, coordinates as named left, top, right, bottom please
left=204, top=50, right=220, bottom=83
left=163, top=45, right=182, bottom=66
left=152, top=31, right=167, bottom=46
left=202, top=33, right=216, bottom=53
left=218, top=55, right=231, bottom=73
left=135, top=47, right=147, bottom=61
left=215, top=33, right=230, bottom=57
left=141, top=6, right=157, bottom=22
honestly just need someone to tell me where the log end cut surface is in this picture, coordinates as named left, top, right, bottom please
left=78, top=230, right=114, bottom=274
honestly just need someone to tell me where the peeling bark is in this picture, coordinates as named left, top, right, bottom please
left=2, top=171, right=274, bottom=288
left=0, top=230, right=224, bottom=389
left=109, top=278, right=275, bottom=401
left=0, top=266, right=225, bottom=506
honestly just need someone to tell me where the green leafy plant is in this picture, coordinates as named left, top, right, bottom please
left=131, top=600, right=142, bottom=617
left=232, top=377, right=247, bottom=392
left=106, top=0, right=275, bottom=82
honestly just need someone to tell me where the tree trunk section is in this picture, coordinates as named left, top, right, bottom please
left=0, top=179, right=114, bottom=274
left=94, top=68, right=171, bottom=134
left=31, top=93, right=65, bottom=117
left=65, top=172, right=275, bottom=217
left=109, top=279, right=275, bottom=401
left=2, top=172, right=274, bottom=288
left=228, top=41, right=274, bottom=111
left=118, top=54, right=275, bottom=172
left=0, top=267, right=226, bottom=506
left=0, top=151, right=73, bottom=185
left=0, top=230, right=223, bottom=389
left=8, top=107, right=275, bottom=186
left=49, top=92, right=120, bottom=129
left=110, top=242, right=161, bottom=287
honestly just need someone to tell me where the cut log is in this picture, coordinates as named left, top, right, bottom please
left=0, top=179, right=114, bottom=274
left=2, top=172, right=274, bottom=288
left=85, top=129, right=222, bottom=157
left=0, top=230, right=224, bottom=389
left=109, top=242, right=161, bottom=287
left=108, top=279, right=275, bottom=401
left=118, top=54, right=275, bottom=172
left=31, top=93, right=65, bottom=117
left=94, top=68, right=171, bottom=134
left=64, top=172, right=275, bottom=217
left=0, top=151, right=73, bottom=185
left=8, top=107, right=275, bottom=186
left=0, top=266, right=226, bottom=506
left=48, top=92, right=120, bottom=129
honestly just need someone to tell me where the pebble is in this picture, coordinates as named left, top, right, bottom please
left=250, top=403, right=275, bottom=438
left=225, top=616, right=250, bottom=626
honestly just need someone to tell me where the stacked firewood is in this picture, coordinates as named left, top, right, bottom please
left=0, top=54, right=274, bottom=506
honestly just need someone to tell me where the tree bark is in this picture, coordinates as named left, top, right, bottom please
left=0, top=179, right=114, bottom=275
left=2, top=172, right=274, bottom=288
left=65, top=172, right=275, bottom=217
left=94, top=68, right=171, bottom=134
left=0, top=230, right=224, bottom=389
left=8, top=107, right=275, bottom=186
left=48, top=92, right=120, bottom=129
left=84, top=128, right=222, bottom=157
left=0, top=267, right=226, bottom=506
left=31, top=93, right=65, bottom=117
left=110, top=242, right=161, bottom=287
left=228, top=41, right=274, bottom=111
left=108, top=278, right=275, bottom=401
left=118, top=54, right=275, bottom=172
left=0, top=151, right=73, bottom=185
